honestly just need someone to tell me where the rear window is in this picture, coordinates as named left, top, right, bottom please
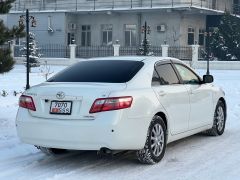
left=48, top=60, right=144, bottom=83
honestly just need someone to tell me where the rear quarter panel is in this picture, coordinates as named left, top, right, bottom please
left=109, top=88, right=168, bottom=148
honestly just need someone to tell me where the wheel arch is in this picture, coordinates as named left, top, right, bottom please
left=155, top=112, right=168, bottom=138
left=218, top=97, right=227, bottom=117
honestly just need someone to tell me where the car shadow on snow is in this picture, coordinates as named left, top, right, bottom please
left=4, top=131, right=231, bottom=179
left=30, top=132, right=224, bottom=169
left=14, top=131, right=230, bottom=179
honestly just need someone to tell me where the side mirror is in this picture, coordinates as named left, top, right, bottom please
left=203, top=75, right=214, bottom=83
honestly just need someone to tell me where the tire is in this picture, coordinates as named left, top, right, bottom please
left=37, top=146, right=67, bottom=155
left=205, top=100, right=226, bottom=136
left=136, top=115, right=167, bottom=164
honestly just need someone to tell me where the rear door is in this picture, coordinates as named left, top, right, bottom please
left=173, top=63, right=213, bottom=129
left=152, top=62, right=190, bottom=135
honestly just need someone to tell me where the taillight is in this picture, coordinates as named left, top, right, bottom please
left=19, top=95, right=36, bottom=111
left=89, top=96, right=133, bottom=113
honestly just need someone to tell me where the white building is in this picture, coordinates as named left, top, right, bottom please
left=6, top=0, right=240, bottom=57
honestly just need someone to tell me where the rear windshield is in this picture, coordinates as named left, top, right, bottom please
left=47, top=60, right=144, bottom=83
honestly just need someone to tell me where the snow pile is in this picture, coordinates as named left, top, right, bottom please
left=0, top=65, right=240, bottom=180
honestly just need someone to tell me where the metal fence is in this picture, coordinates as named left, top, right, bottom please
left=0, top=44, right=10, bottom=50
left=12, top=0, right=238, bottom=14
left=198, top=46, right=206, bottom=61
left=14, top=44, right=70, bottom=58
left=169, top=46, right=192, bottom=61
left=14, top=45, right=194, bottom=60
left=119, top=46, right=162, bottom=56
left=76, top=46, right=114, bottom=58
left=40, top=44, right=69, bottom=58
left=151, top=46, right=162, bottom=56
left=14, top=45, right=23, bottom=57
left=119, top=46, right=138, bottom=56
left=198, top=46, right=240, bottom=61
left=12, top=44, right=240, bottom=61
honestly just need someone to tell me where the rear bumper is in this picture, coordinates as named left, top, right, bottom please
left=16, top=108, right=149, bottom=150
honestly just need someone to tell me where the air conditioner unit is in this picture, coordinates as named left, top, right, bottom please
left=69, top=23, right=77, bottom=30
left=157, top=24, right=166, bottom=32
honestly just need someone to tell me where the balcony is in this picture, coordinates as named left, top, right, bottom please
left=11, top=0, right=232, bottom=14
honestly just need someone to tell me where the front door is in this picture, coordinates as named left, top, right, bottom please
left=174, top=63, right=213, bottom=129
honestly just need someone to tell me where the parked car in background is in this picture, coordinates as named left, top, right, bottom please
left=16, top=57, right=226, bottom=164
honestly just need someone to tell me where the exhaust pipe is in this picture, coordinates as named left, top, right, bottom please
left=98, top=147, right=113, bottom=156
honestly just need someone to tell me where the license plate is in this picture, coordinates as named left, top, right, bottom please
left=50, top=101, right=72, bottom=115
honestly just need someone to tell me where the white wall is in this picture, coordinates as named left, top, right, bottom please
left=66, top=11, right=188, bottom=46
left=179, top=14, right=206, bottom=45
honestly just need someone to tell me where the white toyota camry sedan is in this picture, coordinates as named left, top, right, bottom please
left=16, top=57, right=226, bottom=164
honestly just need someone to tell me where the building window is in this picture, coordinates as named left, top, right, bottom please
left=199, top=29, right=205, bottom=46
left=124, top=24, right=137, bottom=46
left=212, top=0, right=216, bottom=9
left=102, top=24, right=113, bottom=46
left=15, top=37, right=21, bottom=46
left=81, top=25, right=91, bottom=46
left=67, top=33, right=75, bottom=45
left=188, top=27, right=194, bottom=45
left=233, top=0, right=240, bottom=14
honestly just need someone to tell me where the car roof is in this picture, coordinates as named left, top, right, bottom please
left=87, top=56, right=183, bottom=64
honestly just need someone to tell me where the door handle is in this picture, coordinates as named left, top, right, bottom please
left=158, top=91, right=166, bottom=96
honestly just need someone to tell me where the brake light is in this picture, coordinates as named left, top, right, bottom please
left=19, top=95, right=36, bottom=111
left=89, top=96, right=133, bottom=113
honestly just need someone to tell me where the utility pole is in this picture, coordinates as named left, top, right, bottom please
left=205, top=27, right=211, bottom=75
left=26, top=9, right=30, bottom=89
left=141, top=21, right=151, bottom=56
left=19, top=9, right=36, bottom=90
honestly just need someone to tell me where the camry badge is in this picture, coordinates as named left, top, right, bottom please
left=56, top=92, right=65, bottom=99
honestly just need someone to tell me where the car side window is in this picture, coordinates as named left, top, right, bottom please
left=152, top=63, right=180, bottom=86
left=152, top=69, right=161, bottom=86
left=174, top=64, right=200, bottom=85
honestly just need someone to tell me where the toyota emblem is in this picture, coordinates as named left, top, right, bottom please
left=56, top=92, right=65, bottom=99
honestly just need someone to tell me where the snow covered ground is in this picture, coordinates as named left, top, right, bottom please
left=0, top=64, right=240, bottom=180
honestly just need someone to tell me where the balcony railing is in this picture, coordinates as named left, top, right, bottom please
left=11, top=0, right=233, bottom=13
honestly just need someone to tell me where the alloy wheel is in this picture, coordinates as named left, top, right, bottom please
left=216, top=106, right=225, bottom=132
left=150, top=124, right=165, bottom=157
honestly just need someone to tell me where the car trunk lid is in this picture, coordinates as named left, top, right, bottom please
left=26, top=82, right=126, bottom=120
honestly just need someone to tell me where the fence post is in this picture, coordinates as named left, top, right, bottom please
left=69, top=44, right=77, bottom=60
left=113, top=41, right=120, bottom=56
left=9, top=40, right=15, bottom=58
left=191, top=44, right=199, bottom=68
left=161, top=44, right=169, bottom=57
